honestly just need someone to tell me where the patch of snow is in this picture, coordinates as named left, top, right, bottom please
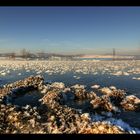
left=91, top=84, right=100, bottom=89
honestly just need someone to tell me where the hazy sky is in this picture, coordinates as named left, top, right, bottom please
left=0, top=7, right=140, bottom=55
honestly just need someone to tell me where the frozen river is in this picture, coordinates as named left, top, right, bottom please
left=1, top=60, right=140, bottom=96
left=0, top=60, right=140, bottom=129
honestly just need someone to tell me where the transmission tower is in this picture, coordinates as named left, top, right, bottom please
left=113, top=48, right=116, bottom=61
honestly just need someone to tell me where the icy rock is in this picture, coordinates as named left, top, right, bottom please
left=109, top=86, right=116, bottom=90
left=81, top=113, right=91, bottom=122
left=63, top=88, right=71, bottom=93
left=112, top=71, right=122, bottom=76
left=71, top=84, right=85, bottom=89
left=123, top=72, right=129, bottom=76
left=51, top=82, right=65, bottom=89
left=23, top=105, right=30, bottom=110
left=0, top=72, right=6, bottom=76
left=91, top=84, right=100, bottom=89
left=121, top=95, right=140, bottom=111
left=40, top=87, right=48, bottom=94
left=90, top=95, right=115, bottom=112
left=132, top=77, right=140, bottom=80
left=100, top=87, right=112, bottom=95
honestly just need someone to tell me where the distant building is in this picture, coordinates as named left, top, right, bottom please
left=133, top=55, right=140, bottom=60
left=48, top=56, right=74, bottom=61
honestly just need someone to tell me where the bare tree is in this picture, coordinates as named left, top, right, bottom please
left=26, top=50, right=32, bottom=59
left=20, top=48, right=31, bottom=60
left=20, top=48, right=26, bottom=59
left=10, top=52, right=16, bottom=60
left=37, top=51, right=46, bottom=59
left=6, top=52, right=16, bottom=60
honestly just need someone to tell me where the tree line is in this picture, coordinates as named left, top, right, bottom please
left=0, top=48, right=84, bottom=60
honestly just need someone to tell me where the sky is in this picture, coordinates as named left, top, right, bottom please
left=0, top=7, right=140, bottom=55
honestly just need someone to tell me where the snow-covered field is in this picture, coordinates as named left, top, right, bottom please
left=0, top=59, right=140, bottom=76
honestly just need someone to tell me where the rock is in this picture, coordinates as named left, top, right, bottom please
left=90, top=95, right=116, bottom=112
left=81, top=113, right=91, bottom=122
left=109, top=86, right=116, bottom=90
left=63, top=88, right=71, bottom=93
left=78, top=121, right=126, bottom=134
left=121, top=95, right=140, bottom=111
left=109, top=89, right=126, bottom=106
left=23, top=105, right=30, bottom=110
left=100, top=87, right=112, bottom=96
left=40, top=88, right=48, bottom=94
left=0, top=74, right=138, bottom=134
left=29, top=118, right=36, bottom=127
left=51, top=82, right=65, bottom=89
left=71, top=84, right=85, bottom=89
